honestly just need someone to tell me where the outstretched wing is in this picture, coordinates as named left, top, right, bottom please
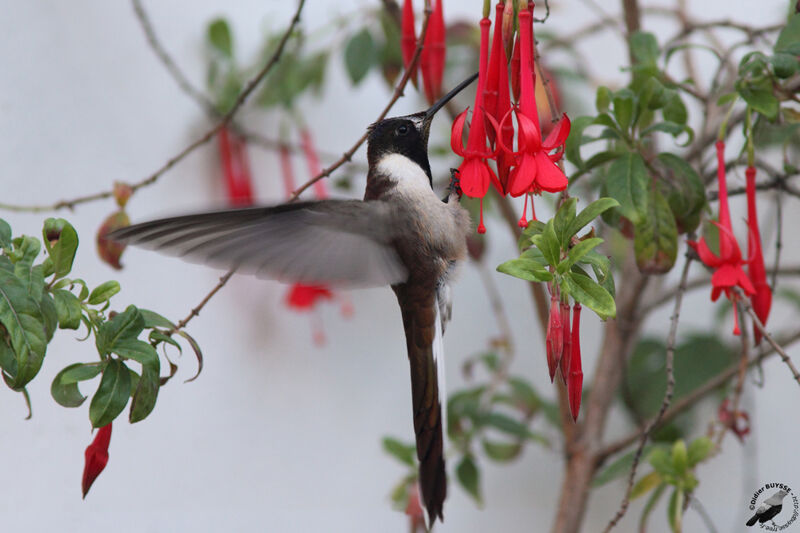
left=109, top=200, right=408, bottom=287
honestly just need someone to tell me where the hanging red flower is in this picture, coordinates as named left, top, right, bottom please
left=218, top=126, right=254, bottom=206
left=568, top=304, right=583, bottom=421
left=401, top=0, right=419, bottom=87
left=82, top=423, right=112, bottom=498
left=420, top=0, right=446, bottom=105
left=745, top=166, right=771, bottom=345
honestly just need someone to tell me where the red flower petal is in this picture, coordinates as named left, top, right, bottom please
left=533, top=151, right=568, bottom=193
left=450, top=108, right=469, bottom=157
left=542, top=113, right=571, bottom=150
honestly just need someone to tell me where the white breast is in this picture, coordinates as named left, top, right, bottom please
left=376, top=153, right=439, bottom=201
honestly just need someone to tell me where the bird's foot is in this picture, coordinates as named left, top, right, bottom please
left=448, top=168, right=462, bottom=201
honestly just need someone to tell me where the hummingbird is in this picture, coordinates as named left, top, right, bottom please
left=110, top=72, right=479, bottom=525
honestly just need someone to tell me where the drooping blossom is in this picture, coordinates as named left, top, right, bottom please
left=97, top=183, right=133, bottom=269
left=688, top=141, right=755, bottom=335
left=420, top=0, right=446, bottom=105
left=745, top=166, right=771, bottom=345
left=545, top=287, right=563, bottom=382
left=401, top=0, right=418, bottom=88
left=568, top=304, right=583, bottom=421
left=483, top=1, right=514, bottom=194
left=718, top=398, right=750, bottom=443
left=559, top=300, right=571, bottom=385
left=498, top=7, right=570, bottom=222
left=218, top=126, right=254, bottom=206
left=450, top=17, right=498, bottom=234
left=82, top=423, right=112, bottom=498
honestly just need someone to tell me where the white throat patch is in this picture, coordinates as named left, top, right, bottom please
left=376, top=153, right=435, bottom=198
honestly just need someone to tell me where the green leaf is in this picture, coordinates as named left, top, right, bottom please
left=631, top=32, right=659, bottom=66
left=558, top=238, right=603, bottom=274
left=483, top=412, right=533, bottom=440
left=95, top=305, right=145, bottom=356
left=382, top=437, right=416, bottom=467
left=51, top=362, right=103, bottom=407
left=662, top=91, right=687, bottom=125
left=639, top=483, right=667, bottom=532
left=739, top=86, right=779, bottom=120
left=631, top=471, right=663, bottom=500
left=496, top=258, right=553, bottom=282
left=532, top=219, right=561, bottom=266
left=176, top=329, right=203, bottom=382
left=687, top=436, right=713, bottom=466
left=88, top=280, right=120, bottom=305
left=139, top=309, right=176, bottom=329
left=634, top=187, right=678, bottom=274
left=0, top=219, right=11, bottom=248
left=37, top=292, right=58, bottom=342
left=775, top=13, right=800, bottom=53
left=771, top=52, right=800, bottom=78
left=655, top=153, right=705, bottom=234
left=12, top=236, right=43, bottom=298
left=716, top=92, right=737, bottom=106
left=567, top=198, right=620, bottom=238
left=482, top=439, right=522, bottom=462
left=208, top=18, right=233, bottom=58
left=113, top=339, right=160, bottom=372
left=668, top=488, right=684, bottom=533
left=640, top=121, right=694, bottom=146
left=613, top=89, right=635, bottom=131
left=596, top=86, right=611, bottom=112
left=604, top=152, right=649, bottom=225
left=89, top=358, right=131, bottom=428
left=344, top=29, right=376, bottom=84
left=553, top=198, right=577, bottom=247
left=671, top=440, right=688, bottom=475
left=43, top=219, right=78, bottom=279
left=565, top=116, right=596, bottom=168
left=456, top=455, right=482, bottom=504
left=648, top=447, right=675, bottom=477
left=565, top=272, right=616, bottom=320
left=129, top=363, right=159, bottom=423
left=52, top=289, right=82, bottom=330
left=0, top=269, right=47, bottom=388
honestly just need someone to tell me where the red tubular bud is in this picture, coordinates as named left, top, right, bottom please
left=82, top=423, right=112, bottom=498
left=420, top=0, right=446, bottom=105
left=745, top=166, right=771, bottom=345
left=559, top=301, right=571, bottom=385
left=218, top=126, right=254, bottom=206
left=401, top=0, right=418, bottom=87
left=568, top=304, right=583, bottom=421
left=510, top=35, right=521, bottom=102
left=545, top=290, right=563, bottom=382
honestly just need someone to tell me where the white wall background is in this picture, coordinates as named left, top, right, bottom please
left=0, top=1, right=797, bottom=532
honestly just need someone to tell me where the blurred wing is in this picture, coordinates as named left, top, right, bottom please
left=110, top=200, right=408, bottom=287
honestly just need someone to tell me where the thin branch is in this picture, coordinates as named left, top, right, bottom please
left=169, top=270, right=236, bottom=334
left=598, top=328, right=800, bottom=461
left=0, top=0, right=307, bottom=213
left=602, top=251, right=692, bottom=533
left=772, top=193, right=783, bottom=291
left=287, top=0, right=433, bottom=201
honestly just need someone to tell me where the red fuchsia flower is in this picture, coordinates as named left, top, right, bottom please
left=559, top=301, right=571, bottom=385
left=286, top=283, right=334, bottom=309
left=483, top=1, right=514, bottom=194
left=510, top=34, right=521, bottom=103
left=82, top=423, right=112, bottom=498
left=420, top=0, right=446, bottom=105
left=745, top=166, right=772, bottom=345
left=450, top=17, right=499, bottom=234
left=498, top=7, right=570, bottom=221
left=718, top=398, right=750, bottom=443
left=218, top=126, right=254, bottom=206
left=545, top=287, right=563, bottom=382
left=568, top=304, right=583, bottom=421
left=688, top=141, right=755, bottom=335
left=401, top=0, right=419, bottom=88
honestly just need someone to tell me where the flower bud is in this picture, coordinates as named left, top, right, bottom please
left=545, top=291, right=562, bottom=382
left=82, top=423, right=112, bottom=498
left=96, top=210, right=130, bottom=270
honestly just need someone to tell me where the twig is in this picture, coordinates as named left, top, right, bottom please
left=772, top=193, right=783, bottom=292
left=0, top=0, right=307, bottom=213
left=738, top=288, right=800, bottom=386
left=602, top=250, right=692, bottom=533
left=170, top=270, right=236, bottom=334
left=286, top=0, right=433, bottom=201
left=599, top=328, right=800, bottom=461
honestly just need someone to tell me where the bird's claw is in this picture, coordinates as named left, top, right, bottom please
left=448, top=168, right=462, bottom=199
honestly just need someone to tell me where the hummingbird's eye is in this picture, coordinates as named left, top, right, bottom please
left=396, top=124, right=409, bottom=136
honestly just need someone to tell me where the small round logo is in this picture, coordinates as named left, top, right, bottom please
left=746, top=483, right=798, bottom=530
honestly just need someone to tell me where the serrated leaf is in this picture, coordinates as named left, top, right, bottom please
left=631, top=470, right=663, bottom=500
left=88, top=280, right=120, bottom=305
left=565, top=272, right=616, bottom=320
left=95, top=305, right=144, bottom=356
left=456, top=455, right=481, bottom=503
left=208, top=18, right=233, bottom=58
left=634, top=187, right=678, bottom=274
left=382, top=437, right=416, bottom=467
left=482, top=439, right=522, bottom=462
left=497, top=258, right=553, bottom=282
left=51, top=362, right=103, bottom=407
left=605, top=152, right=649, bottom=225
left=344, top=29, right=376, bottom=84
left=89, top=358, right=131, bottom=428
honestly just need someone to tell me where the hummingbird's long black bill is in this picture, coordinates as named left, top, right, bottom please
left=423, top=71, right=479, bottom=123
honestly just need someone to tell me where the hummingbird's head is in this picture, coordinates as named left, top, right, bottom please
left=366, top=72, right=479, bottom=186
